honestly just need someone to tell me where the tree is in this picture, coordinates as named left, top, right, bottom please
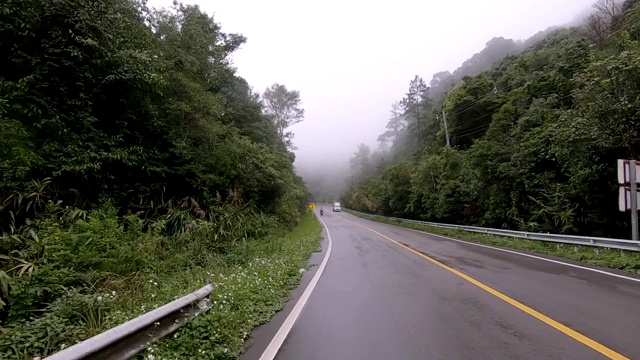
left=350, top=143, right=372, bottom=179
left=341, top=0, right=640, bottom=238
left=429, top=71, right=455, bottom=101
left=400, top=76, right=429, bottom=140
left=452, top=37, right=521, bottom=79
left=377, top=101, right=407, bottom=150
left=0, top=0, right=309, bottom=228
left=0, top=1, right=313, bottom=356
left=585, top=0, right=622, bottom=44
left=444, top=74, right=500, bottom=149
left=262, top=83, right=305, bottom=150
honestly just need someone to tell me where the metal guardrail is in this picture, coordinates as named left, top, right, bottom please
left=348, top=210, right=640, bottom=252
left=45, top=281, right=214, bottom=360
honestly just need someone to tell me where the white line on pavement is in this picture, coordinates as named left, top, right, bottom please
left=258, top=212, right=333, bottom=360
left=343, top=212, right=640, bottom=284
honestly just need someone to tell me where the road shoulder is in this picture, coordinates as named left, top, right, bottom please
left=240, top=214, right=330, bottom=360
left=346, top=210, right=640, bottom=279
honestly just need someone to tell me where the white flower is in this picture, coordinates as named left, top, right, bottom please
left=97, top=296, right=103, bottom=301
left=112, top=291, right=116, bottom=296
left=151, top=293, right=156, bottom=298
left=147, top=355, right=155, bottom=360
left=299, top=268, right=306, bottom=273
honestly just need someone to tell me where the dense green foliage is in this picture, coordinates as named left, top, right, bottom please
left=343, top=0, right=640, bottom=239
left=0, top=0, right=311, bottom=357
left=145, top=212, right=321, bottom=359
left=0, top=0, right=307, bottom=225
left=0, top=207, right=320, bottom=359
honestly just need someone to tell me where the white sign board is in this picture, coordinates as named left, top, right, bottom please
left=617, top=159, right=640, bottom=184
left=618, top=186, right=640, bottom=211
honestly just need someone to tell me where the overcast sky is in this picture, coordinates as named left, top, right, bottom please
left=148, top=0, right=593, bottom=174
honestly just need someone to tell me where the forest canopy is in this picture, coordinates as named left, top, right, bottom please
left=0, top=1, right=310, bottom=353
left=0, top=0, right=309, bottom=230
left=342, top=0, right=640, bottom=239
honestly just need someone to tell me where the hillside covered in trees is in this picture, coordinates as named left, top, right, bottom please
left=343, top=0, right=640, bottom=239
left=0, top=0, right=312, bottom=357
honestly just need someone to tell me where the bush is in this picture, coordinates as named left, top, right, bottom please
left=0, top=201, right=297, bottom=358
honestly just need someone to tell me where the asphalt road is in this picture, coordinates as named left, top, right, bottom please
left=244, top=209, right=640, bottom=360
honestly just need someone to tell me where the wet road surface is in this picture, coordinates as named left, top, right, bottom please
left=244, top=210, right=640, bottom=360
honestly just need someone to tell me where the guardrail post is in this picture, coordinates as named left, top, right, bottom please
left=630, top=160, right=639, bottom=241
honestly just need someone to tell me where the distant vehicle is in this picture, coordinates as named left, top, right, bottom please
left=333, top=202, right=341, bottom=212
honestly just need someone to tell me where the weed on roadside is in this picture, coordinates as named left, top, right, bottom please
left=138, top=212, right=321, bottom=359
left=0, top=206, right=320, bottom=360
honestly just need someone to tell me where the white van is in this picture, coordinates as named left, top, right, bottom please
left=333, top=202, right=342, bottom=212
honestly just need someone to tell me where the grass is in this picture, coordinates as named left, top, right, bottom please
left=346, top=210, right=640, bottom=275
left=0, top=209, right=322, bottom=360
left=138, top=211, right=322, bottom=359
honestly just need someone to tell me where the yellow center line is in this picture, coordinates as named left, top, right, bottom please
left=340, top=216, right=629, bottom=360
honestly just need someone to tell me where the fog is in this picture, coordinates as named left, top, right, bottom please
left=148, top=0, right=594, bottom=201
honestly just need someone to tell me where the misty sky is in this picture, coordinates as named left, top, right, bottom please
left=148, top=0, right=594, bottom=174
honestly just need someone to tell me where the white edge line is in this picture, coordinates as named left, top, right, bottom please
left=257, top=211, right=333, bottom=360
left=345, top=212, right=640, bottom=284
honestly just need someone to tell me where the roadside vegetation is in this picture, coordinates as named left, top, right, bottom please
left=348, top=210, right=640, bottom=274
left=0, top=0, right=316, bottom=358
left=341, top=0, right=640, bottom=240
left=1, top=210, right=321, bottom=359
left=141, top=212, right=321, bottom=360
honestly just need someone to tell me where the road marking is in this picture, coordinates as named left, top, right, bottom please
left=344, top=213, right=640, bottom=284
left=258, top=211, right=333, bottom=360
left=341, top=216, right=630, bottom=360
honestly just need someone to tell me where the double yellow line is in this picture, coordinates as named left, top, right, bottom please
left=341, top=217, right=629, bottom=360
